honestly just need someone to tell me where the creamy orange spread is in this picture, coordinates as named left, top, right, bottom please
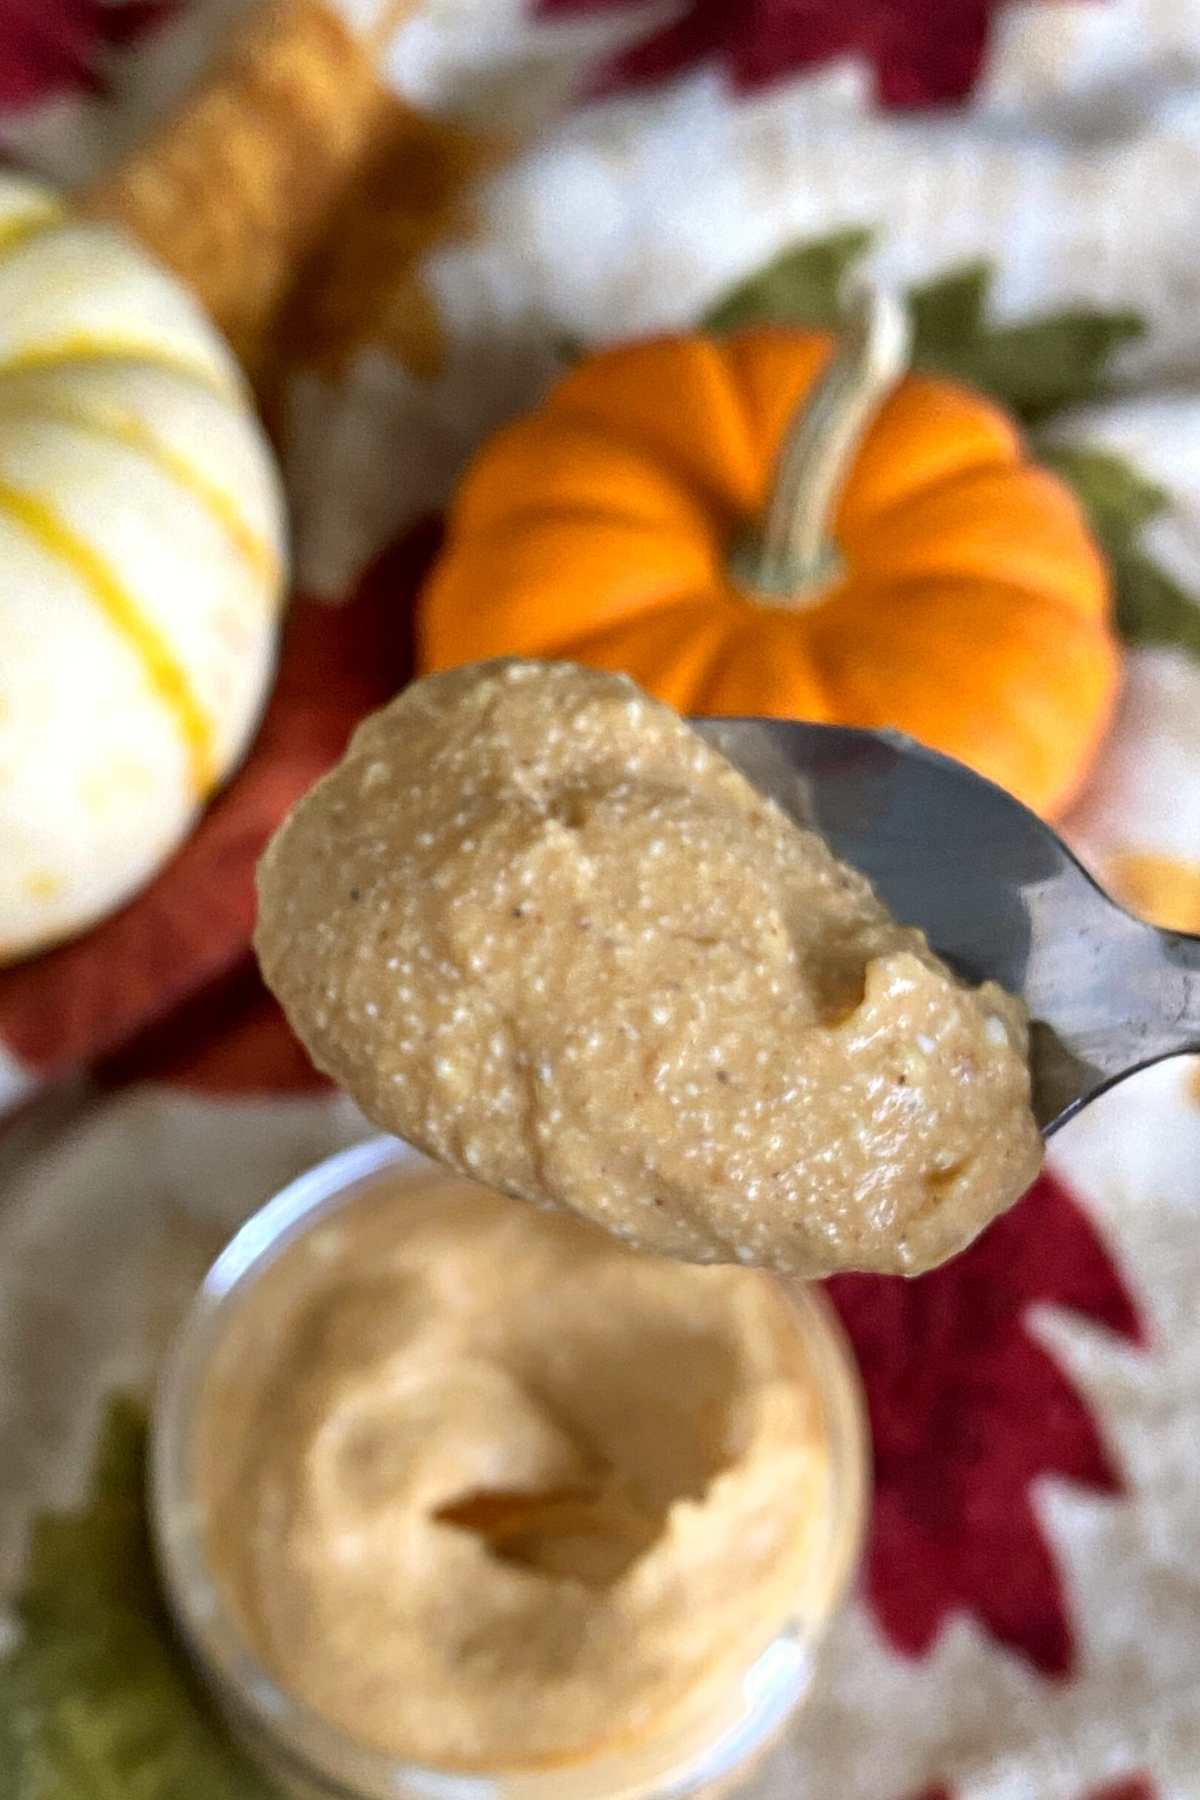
left=257, top=660, right=1042, bottom=1277
left=198, top=1169, right=835, bottom=1769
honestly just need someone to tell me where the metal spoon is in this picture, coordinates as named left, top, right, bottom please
left=693, top=717, right=1200, bottom=1134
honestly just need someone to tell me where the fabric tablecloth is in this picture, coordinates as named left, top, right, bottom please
left=3, top=2, right=1200, bottom=1795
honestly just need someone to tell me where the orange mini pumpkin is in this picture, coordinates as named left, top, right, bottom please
left=419, top=295, right=1120, bottom=816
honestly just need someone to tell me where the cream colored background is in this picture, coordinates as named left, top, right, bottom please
left=2, top=2, right=1200, bottom=1793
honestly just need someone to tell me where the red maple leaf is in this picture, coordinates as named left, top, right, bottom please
left=0, top=521, right=438, bottom=1086
left=828, top=1171, right=1145, bottom=1678
left=537, top=0, right=1063, bottom=108
left=97, top=954, right=330, bottom=1093
left=0, top=0, right=175, bottom=111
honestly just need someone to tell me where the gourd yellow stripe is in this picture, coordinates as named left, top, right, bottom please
left=0, top=481, right=216, bottom=795
left=0, top=202, right=68, bottom=260
left=0, top=395, right=281, bottom=590
left=0, top=334, right=235, bottom=398
left=94, top=410, right=281, bottom=590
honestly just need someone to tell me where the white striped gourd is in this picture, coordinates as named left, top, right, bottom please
left=0, top=173, right=287, bottom=964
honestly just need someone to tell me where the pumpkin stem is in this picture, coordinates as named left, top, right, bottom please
left=732, top=286, right=911, bottom=607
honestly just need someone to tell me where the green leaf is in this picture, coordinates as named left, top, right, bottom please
left=702, top=227, right=873, bottom=334
left=906, top=263, right=990, bottom=351
left=910, top=284, right=1145, bottom=424
left=702, top=230, right=1143, bottom=423
left=700, top=230, right=1200, bottom=659
left=906, top=261, right=1144, bottom=422
left=0, top=1397, right=278, bottom=1800
left=1038, top=445, right=1168, bottom=551
left=1039, top=443, right=1200, bottom=661
left=1108, top=547, right=1200, bottom=659
left=550, top=332, right=586, bottom=367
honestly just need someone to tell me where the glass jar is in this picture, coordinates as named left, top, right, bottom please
left=152, top=1136, right=868, bottom=1800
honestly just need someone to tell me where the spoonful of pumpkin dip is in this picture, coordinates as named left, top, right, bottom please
left=255, top=659, right=1042, bottom=1277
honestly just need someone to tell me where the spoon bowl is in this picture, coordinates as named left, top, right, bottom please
left=693, top=717, right=1200, bottom=1133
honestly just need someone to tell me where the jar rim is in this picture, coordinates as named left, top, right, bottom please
left=151, top=1134, right=869, bottom=1800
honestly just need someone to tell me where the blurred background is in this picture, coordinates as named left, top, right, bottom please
left=1, top=2, right=1198, bottom=1795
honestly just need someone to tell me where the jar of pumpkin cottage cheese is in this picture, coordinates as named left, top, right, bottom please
left=153, top=1137, right=867, bottom=1800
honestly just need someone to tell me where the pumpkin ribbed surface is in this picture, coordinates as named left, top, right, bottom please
left=420, top=328, right=1119, bottom=817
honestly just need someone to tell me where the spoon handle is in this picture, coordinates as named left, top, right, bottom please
left=1087, top=918, right=1200, bottom=1104
left=1032, top=911, right=1200, bottom=1133
left=1148, top=924, right=1200, bottom=1059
